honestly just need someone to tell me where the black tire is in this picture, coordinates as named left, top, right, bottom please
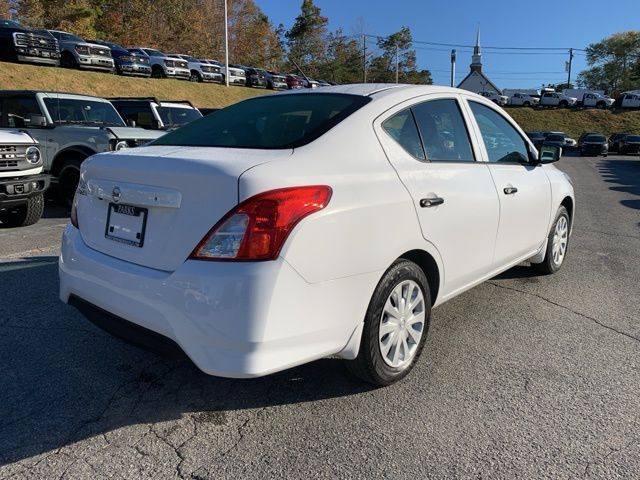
left=190, top=71, right=201, bottom=82
left=345, top=259, right=431, bottom=386
left=523, top=101, right=530, bottom=107
left=532, top=206, right=570, bottom=275
left=151, top=66, right=164, bottom=79
left=60, top=51, right=77, bottom=69
left=58, top=158, right=83, bottom=208
left=596, top=102, right=605, bottom=109
left=0, top=193, right=44, bottom=227
left=559, top=100, right=568, bottom=108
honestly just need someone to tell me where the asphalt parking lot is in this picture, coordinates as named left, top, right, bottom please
left=0, top=154, right=639, bottom=479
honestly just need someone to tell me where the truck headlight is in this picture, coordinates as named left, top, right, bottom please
left=25, top=146, right=41, bottom=164
left=114, top=141, right=129, bottom=151
left=75, top=45, right=90, bottom=55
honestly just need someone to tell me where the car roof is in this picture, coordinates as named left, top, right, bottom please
left=0, top=90, right=108, bottom=102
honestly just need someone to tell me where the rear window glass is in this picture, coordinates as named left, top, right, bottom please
left=153, top=93, right=371, bottom=149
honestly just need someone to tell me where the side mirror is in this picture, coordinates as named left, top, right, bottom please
left=28, top=114, right=48, bottom=127
left=126, top=118, right=136, bottom=127
left=539, top=144, right=561, bottom=163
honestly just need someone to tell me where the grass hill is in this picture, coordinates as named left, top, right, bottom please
left=1, top=62, right=639, bottom=138
left=0, top=61, right=265, bottom=108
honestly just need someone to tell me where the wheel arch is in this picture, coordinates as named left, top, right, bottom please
left=398, top=249, right=441, bottom=306
left=560, top=196, right=574, bottom=231
left=50, top=146, right=97, bottom=177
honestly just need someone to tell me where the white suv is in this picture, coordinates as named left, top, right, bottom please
left=59, top=85, right=574, bottom=386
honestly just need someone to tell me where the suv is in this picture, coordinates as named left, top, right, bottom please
left=87, top=40, right=151, bottom=77
left=0, top=91, right=164, bottom=203
left=109, top=98, right=202, bottom=130
left=169, top=54, right=223, bottom=83
left=539, top=92, right=577, bottom=108
left=266, top=71, right=288, bottom=90
left=578, top=133, right=608, bottom=157
left=48, top=30, right=114, bottom=72
left=0, top=130, right=49, bottom=227
left=128, top=48, right=190, bottom=80
left=232, top=65, right=267, bottom=88
left=0, top=19, right=59, bottom=66
left=509, top=92, right=539, bottom=107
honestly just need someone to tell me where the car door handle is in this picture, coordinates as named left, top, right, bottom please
left=503, top=186, right=518, bottom=195
left=420, top=197, right=444, bottom=208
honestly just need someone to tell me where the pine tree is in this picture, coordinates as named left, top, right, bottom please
left=0, top=0, right=11, bottom=19
left=16, top=0, right=46, bottom=27
left=285, top=0, right=328, bottom=76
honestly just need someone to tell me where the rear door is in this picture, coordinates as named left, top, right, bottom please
left=463, top=98, right=552, bottom=267
left=375, top=94, right=500, bottom=296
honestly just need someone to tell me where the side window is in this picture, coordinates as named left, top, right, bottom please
left=3, top=96, right=42, bottom=127
left=382, top=109, right=425, bottom=160
left=118, top=105, right=155, bottom=129
left=468, top=101, right=529, bottom=163
left=412, top=99, right=475, bottom=162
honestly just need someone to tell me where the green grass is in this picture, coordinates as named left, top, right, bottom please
left=2, top=62, right=640, bottom=137
left=0, top=61, right=266, bottom=108
left=506, top=106, right=640, bottom=139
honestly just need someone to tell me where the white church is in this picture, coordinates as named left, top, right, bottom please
left=457, top=29, right=501, bottom=95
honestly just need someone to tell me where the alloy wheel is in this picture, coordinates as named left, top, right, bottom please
left=552, top=216, right=568, bottom=266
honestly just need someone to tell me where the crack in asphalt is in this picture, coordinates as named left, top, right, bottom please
left=582, top=437, right=640, bottom=478
left=487, top=282, right=640, bottom=344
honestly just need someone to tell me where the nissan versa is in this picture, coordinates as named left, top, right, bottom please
left=59, top=84, right=574, bottom=386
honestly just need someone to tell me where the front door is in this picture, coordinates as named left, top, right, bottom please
left=464, top=99, right=552, bottom=267
left=375, top=95, right=500, bottom=297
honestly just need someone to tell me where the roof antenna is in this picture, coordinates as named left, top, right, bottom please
left=289, top=58, right=311, bottom=84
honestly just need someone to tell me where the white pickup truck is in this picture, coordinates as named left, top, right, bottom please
left=620, top=93, right=640, bottom=109
left=478, top=91, right=509, bottom=106
left=539, top=92, right=578, bottom=108
left=579, top=92, right=614, bottom=109
left=0, top=130, right=49, bottom=227
left=508, top=92, right=539, bottom=107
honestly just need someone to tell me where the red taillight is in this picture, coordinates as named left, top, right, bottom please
left=190, top=185, right=332, bottom=261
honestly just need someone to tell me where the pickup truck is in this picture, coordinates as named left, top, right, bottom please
left=0, top=90, right=163, bottom=204
left=48, top=30, right=114, bottom=72
left=0, top=130, right=49, bottom=227
left=509, top=92, right=539, bottom=107
left=127, top=48, right=190, bottom=80
left=109, top=98, right=203, bottom=130
left=578, top=92, right=614, bottom=109
left=0, top=19, right=60, bottom=66
left=620, top=93, right=640, bottom=109
left=169, top=54, right=223, bottom=83
left=478, top=91, right=509, bottom=106
left=539, top=92, right=577, bottom=108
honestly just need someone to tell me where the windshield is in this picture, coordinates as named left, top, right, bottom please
left=43, top=97, right=125, bottom=126
left=144, top=49, right=165, bottom=57
left=153, top=93, right=371, bottom=149
left=547, top=135, right=564, bottom=141
left=1, top=19, right=21, bottom=28
left=156, top=106, right=202, bottom=128
left=625, top=135, right=640, bottom=142
left=53, top=31, right=84, bottom=43
left=585, top=135, right=606, bottom=142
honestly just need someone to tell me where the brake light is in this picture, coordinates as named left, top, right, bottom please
left=190, top=186, right=332, bottom=261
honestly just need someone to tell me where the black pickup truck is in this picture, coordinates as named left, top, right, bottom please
left=0, top=19, right=60, bottom=66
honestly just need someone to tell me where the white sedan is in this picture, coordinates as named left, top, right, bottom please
left=59, top=84, right=574, bottom=386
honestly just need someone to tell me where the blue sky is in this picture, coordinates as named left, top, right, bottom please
left=254, top=0, right=640, bottom=88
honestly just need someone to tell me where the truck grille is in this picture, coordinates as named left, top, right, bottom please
left=89, top=47, right=111, bottom=58
left=13, top=32, right=58, bottom=51
left=0, top=145, right=29, bottom=171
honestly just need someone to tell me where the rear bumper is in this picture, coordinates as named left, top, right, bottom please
left=0, top=173, right=50, bottom=207
left=59, top=225, right=374, bottom=377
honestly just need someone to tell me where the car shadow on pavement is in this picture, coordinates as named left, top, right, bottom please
left=0, top=256, right=376, bottom=467
left=598, top=158, right=640, bottom=211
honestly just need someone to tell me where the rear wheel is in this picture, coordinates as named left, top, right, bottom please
left=345, top=259, right=431, bottom=386
left=58, top=158, right=83, bottom=207
left=0, top=194, right=44, bottom=227
left=532, top=206, right=570, bottom=275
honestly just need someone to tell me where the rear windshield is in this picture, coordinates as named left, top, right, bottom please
left=153, top=93, right=371, bottom=149
left=585, top=135, right=606, bottom=142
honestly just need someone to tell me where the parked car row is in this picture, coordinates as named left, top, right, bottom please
left=501, top=89, right=618, bottom=110
left=0, top=19, right=338, bottom=91
left=526, top=130, right=640, bottom=157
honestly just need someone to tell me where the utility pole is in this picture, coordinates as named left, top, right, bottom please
left=395, top=43, right=399, bottom=84
left=566, top=48, right=573, bottom=87
left=224, top=0, right=229, bottom=87
left=450, top=49, right=456, bottom=87
left=362, top=34, right=367, bottom=83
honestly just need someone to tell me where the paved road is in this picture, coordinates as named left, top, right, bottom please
left=1, top=155, right=639, bottom=479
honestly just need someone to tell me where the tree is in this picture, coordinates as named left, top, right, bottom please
left=16, top=0, right=45, bottom=27
left=285, top=0, right=328, bottom=76
left=577, top=31, right=640, bottom=93
left=318, top=28, right=362, bottom=83
left=0, top=0, right=11, bottom=18
left=368, top=27, right=432, bottom=84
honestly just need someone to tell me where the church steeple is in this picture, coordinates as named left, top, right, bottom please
left=471, top=26, right=482, bottom=73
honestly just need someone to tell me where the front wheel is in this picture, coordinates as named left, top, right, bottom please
left=523, top=101, right=530, bottom=107
left=345, top=259, right=431, bottom=386
left=0, top=193, right=45, bottom=227
left=532, top=206, right=570, bottom=275
left=559, top=100, right=568, bottom=108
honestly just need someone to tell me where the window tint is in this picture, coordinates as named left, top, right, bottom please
left=153, top=93, right=371, bottom=149
left=469, top=101, right=529, bottom=163
left=412, top=99, right=474, bottom=162
left=156, top=106, right=202, bottom=128
left=382, top=109, right=425, bottom=160
left=116, top=104, right=156, bottom=129
left=2, top=96, right=42, bottom=127
left=43, top=98, right=124, bottom=126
